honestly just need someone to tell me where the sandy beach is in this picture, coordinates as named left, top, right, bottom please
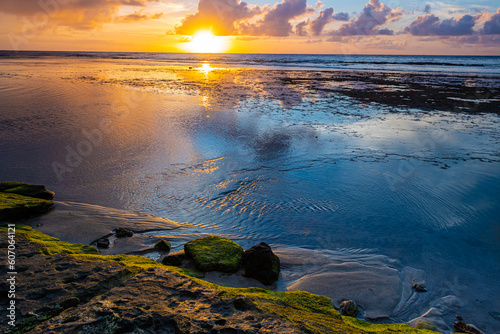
left=1, top=56, right=500, bottom=333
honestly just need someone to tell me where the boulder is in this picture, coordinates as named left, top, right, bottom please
left=154, top=240, right=171, bottom=252
left=242, top=242, right=280, bottom=285
left=96, top=238, right=110, bottom=249
left=412, top=283, right=427, bottom=292
left=0, top=182, right=55, bottom=200
left=162, top=250, right=187, bottom=266
left=340, top=300, right=359, bottom=317
left=0, top=192, right=53, bottom=221
left=115, top=227, right=133, bottom=238
left=184, top=236, right=243, bottom=273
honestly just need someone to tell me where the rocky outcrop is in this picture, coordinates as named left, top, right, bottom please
left=184, top=236, right=243, bottom=273
left=0, top=193, right=53, bottom=221
left=0, top=225, right=443, bottom=334
left=242, top=242, right=280, bottom=285
left=0, top=182, right=55, bottom=200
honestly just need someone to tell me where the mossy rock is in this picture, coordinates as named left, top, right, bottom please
left=184, top=236, right=243, bottom=273
left=0, top=181, right=55, bottom=200
left=0, top=192, right=54, bottom=221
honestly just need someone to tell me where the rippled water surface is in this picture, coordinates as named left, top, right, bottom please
left=1, top=58, right=500, bottom=332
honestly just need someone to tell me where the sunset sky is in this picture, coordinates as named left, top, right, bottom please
left=0, top=0, right=499, bottom=54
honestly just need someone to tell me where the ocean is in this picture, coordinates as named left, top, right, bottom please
left=1, top=50, right=500, bottom=74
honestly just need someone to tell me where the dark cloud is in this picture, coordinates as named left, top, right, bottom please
left=482, top=10, right=500, bottom=34
left=174, top=0, right=263, bottom=35
left=333, top=12, right=349, bottom=21
left=240, top=0, right=314, bottom=36
left=119, top=11, right=163, bottom=22
left=0, top=0, right=158, bottom=29
left=423, top=5, right=431, bottom=14
left=310, top=7, right=334, bottom=35
left=330, top=0, right=404, bottom=36
left=404, top=14, right=475, bottom=36
left=295, top=20, right=309, bottom=36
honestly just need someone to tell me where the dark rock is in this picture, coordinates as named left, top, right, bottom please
left=242, top=242, right=280, bottom=285
left=154, top=240, right=171, bottom=252
left=456, top=315, right=464, bottom=321
left=454, top=320, right=484, bottom=334
left=340, top=300, right=359, bottom=317
left=0, top=181, right=55, bottom=200
left=60, top=297, right=80, bottom=308
left=115, top=227, right=133, bottom=238
left=96, top=238, right=110, bottom=249
left=162, top=250, right=187, bottom=266
left=412, top=283, right=427, bottom=292
left=233, top=297, right=256, bottom=311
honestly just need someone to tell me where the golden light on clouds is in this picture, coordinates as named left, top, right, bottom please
left=181, top=30, right=230, bottom=53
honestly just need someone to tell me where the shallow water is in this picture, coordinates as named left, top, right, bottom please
left=1, top=58, right=500, bottom=332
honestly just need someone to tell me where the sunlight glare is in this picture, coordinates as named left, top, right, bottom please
left=183, top=30, right=228, bottom=53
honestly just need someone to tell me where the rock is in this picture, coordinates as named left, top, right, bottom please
left=0, top=192, right=53, bottom=221
left=454, top=320, right=484, bottom=334
left=96, top=238, right=110, bottom=249
left=242, top=242, right=280, bottom=285
left=162, top=250, right=186, bottom=266
left=0, top=182, right=55, bottom=200
left=340, top=300, right=359, bottom=317
left=154, top=240, right=171, bottom=252
left=115, top=227, right=133, bottom=238
left=412, top=283, right=427, bottom=292
left=184, top=236, right=243, bottom=273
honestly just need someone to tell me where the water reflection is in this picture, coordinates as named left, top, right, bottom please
left=1, top=58, right=500, bottom=333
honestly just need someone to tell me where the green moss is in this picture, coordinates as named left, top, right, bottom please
left=342, top=316, right=442, bottom=333
left=0, top=193, right=53, bottom=221
left=1, top=225, right=98, bottom=255
left=184, top=236, right=243, bottom=273
left=0, top=182, right=55, bottom=200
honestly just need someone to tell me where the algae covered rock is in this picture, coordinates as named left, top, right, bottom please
left=0, top=181, right=55, bottom=200
left=0, top=192, right=53, bottom=221
left=242, top=242, right=280, bottom=285
left=184, top=236, right=243, bottom=273
left=340, top=300, right=359, bottom=317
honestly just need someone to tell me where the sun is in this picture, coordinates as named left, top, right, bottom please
left=182, top=30, right=229, bottom=53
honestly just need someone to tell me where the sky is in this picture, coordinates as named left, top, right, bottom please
left=0, top=0, right=499, bottom=54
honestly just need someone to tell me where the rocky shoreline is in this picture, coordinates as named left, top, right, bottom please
left=0, top=183, right=461, bottom=333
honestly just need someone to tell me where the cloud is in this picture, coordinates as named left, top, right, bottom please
left=0, top=0, right=158, bottom=29
left=309, top=7, right=333, bottom=35
left=240, top=0, right=314, bottom=36
left=333, top=12, right=349, bottom=21
left=404, top=14, right=476, bottom=36
left=330, top=0, right=404, bottom=36
left=295, top=20, right=309, bottom=36
left=174, top=0, right=263, bottom=35
left=119, top=11, right=163, bottom=22
left=423, top=5, right=431, bottom=14
left=482, top=9, right=500, bottom=34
